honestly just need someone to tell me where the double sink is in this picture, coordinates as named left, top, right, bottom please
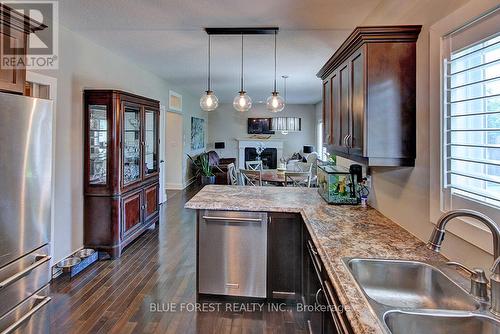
left=343, top=258, right=500, bottom=334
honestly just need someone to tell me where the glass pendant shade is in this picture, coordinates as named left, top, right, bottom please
left=266, top=92, right=285, bottom=112
left=233, top=91, right=252, bottom=112
left=200, top=90, right=219, bottom=111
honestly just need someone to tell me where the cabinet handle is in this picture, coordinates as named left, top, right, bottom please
left=346, top=134, right=352, bottom=148
left=307, top=240, right=323, bottom=275
left=307, top=320, right=313, bottom=334
left=324, top=280, right=350, bottom=334
left=307, top=240, right=318, bottom=256
left=343, top=135, right=348, bottom=147
left=315, top=288, right=323, bottom=305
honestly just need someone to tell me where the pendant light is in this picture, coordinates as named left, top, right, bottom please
left=266, top=31, right=285, bottom=113
left=200, top=35, right=219, bottom=111
left=233, top=34, right=252, bottom=112
left=272, top=75, right=302, bottom=134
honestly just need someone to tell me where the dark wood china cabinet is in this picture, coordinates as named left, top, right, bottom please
left=317, top=26, right=422, bottom=167
left=84, top=90, right=160, bottom=258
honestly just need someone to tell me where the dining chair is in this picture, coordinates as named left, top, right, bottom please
left=246, top=160, right=263, bottom=171
left=294, top=162, right=313, bottom=173
left=226, top=163, right=238, bottom=185
left=284, top=171, right=311, bottom=188
left=239, top=169, right=262, bottom=186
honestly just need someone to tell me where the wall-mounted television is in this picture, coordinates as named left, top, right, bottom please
left=247, top=118, right=275, bottom=134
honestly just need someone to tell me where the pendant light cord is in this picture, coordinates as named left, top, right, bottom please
left=283, top=76, right=287, bottom=103
left=207, top=35, right=211, bottom=91
left=240, top=34, right=244, bottom=92
left=273, top=31, right=277, bottom=92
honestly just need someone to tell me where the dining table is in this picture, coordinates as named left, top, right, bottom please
left=261, top=169, right=287, bottom=186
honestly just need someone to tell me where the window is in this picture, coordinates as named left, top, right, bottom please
left=443, top=32, right=500, bottom=208
left=444, top=34, right=500, bottom=206
left=317, top=120, right=328, bottom=161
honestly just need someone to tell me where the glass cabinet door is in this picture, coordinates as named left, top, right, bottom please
left=89, top=105, right=108, bottom=185
left=123, top=106, right=141, bottom=185
left=144, top=109, right=158, bottom=175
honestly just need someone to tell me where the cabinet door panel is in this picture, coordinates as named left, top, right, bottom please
left=331, top=71, right=343, bottom=151
left=322, top=79, right=332, bottom=145
left=88, top=105, right=109, bottom=186
left=350, top=49, right=365, bottom=156
left=144, top=183, right=158, bottom=221
left=304, top=237, right=323, bottom=334
left=268, top=213, right=301, bottom=300
left=122, top=104, right=142, bottom=188
left=339, top=63, right=350, bottom=153
left=122, top=191, right=142, bottom=238
left=144, top=109, right=159, bottom=177
left=84, top=93, right=115, bottom=196
left=0, top=24, right=25, bottom=94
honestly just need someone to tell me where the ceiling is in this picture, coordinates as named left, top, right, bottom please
left=59, top=0, right=387, bottom=104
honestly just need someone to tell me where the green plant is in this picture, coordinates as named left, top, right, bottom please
left=187, top=152, right=214, bottom=177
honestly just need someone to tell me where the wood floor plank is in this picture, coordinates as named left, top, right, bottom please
left=50, top=184, right=306, bottom=333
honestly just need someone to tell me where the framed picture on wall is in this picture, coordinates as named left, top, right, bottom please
left=191, top=117, right=205, bottom=151
left=169, top=90, right=182, bottom=112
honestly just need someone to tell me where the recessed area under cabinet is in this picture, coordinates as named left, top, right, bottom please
left=317, top=26, right=422, bottom=167
left=84, top=90, right=160, bottom=258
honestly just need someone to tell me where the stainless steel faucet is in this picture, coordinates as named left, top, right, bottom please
left=427, top=209, right=500, bottom=316
left=491, top=257, right=500, bottom=316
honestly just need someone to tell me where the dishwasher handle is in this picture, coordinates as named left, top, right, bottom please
left=202, top=216, right=263, bottom=223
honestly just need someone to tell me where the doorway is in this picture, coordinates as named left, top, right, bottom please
left=166, top=112, right=184, bottom=189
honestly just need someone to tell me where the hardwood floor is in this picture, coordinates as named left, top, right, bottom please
left=50, top=184, right=307, bottom=334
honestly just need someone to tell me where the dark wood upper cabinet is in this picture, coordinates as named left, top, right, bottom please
left=83, top=90, right=160, bottom=257
left=0, top=4, right=47, bottom=94
left=317, top=26, right=421, bottom=166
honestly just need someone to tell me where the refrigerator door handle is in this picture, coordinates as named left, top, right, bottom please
left=0, top=296, right=51, bottom=334
left=0, top=255, right=51, bottom=290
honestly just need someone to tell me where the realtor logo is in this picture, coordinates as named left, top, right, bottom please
left=1, top=1, right=58, bottom=69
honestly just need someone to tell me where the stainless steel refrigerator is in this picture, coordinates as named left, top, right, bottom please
left=0, top=92, right=53, bottom=334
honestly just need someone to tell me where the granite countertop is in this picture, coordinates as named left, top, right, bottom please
left=185, top=185, right=448, bottom=333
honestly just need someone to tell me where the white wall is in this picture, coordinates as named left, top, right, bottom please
left=166, top=112, right=184, bottom=189
left=46, top=25, right=206, bottom=263
left=358, top=0, right=493, bottom=270
left=207, top=103, right=316, bottom=164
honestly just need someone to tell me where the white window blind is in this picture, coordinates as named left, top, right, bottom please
left=443, top=9, right=500, bottom=208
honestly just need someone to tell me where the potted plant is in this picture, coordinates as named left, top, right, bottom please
left=188, top=152, right=216, bottom=185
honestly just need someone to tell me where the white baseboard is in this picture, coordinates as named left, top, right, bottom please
left=166, top=182, right=184, bottom=190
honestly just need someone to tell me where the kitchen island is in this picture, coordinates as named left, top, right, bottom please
left=185, top=185, right=448, bottom=334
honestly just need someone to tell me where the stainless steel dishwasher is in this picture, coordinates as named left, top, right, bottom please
left=198, top=210, right=268, bottom=298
